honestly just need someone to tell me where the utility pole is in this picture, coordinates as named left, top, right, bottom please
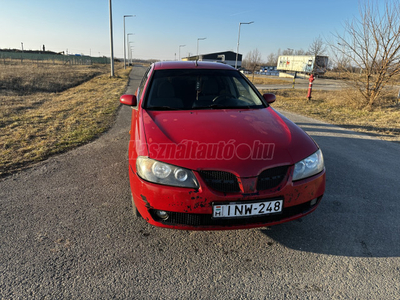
left=179, top=45, right=185, bottom=61
left=109, top=0, right=115, bottom=77
left=235, top=21, right=253, bottom=69
left=197, top=37, right=206, bottom=58
left=123, top=15, right=134, bottom=69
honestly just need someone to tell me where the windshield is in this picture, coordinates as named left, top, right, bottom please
left=144, top=69, right=265, bottom=110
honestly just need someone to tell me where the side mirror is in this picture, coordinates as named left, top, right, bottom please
left=263, top=93, right=276, bottom=104
left=120, top=94, right=137, bottom=106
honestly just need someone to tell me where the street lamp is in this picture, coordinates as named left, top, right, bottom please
left=123, top=15, right=135, bottom=69
left=127, top=33, right=134, bottom=62
left=130, top=45, right=134, bottom=64
left=129, top=41, right=134, bottom=64
left=179, top=45, right=186, bottom=61
left=235, top=21, right=254, bottom=69
left=197, top=37, right=206, bottom=58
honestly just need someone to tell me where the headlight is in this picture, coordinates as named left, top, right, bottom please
left=136, top=157, right=199, bottom=188
left=292, top=149, right=324, bottom=181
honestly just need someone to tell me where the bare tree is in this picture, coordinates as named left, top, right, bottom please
left=282, top=49, right=294, bottom=55
left=282, top=48, right=306, bottom=56
left=266, top=53, right=278, bottom=66
left=334, top=54, right=352, bottom=75
left=308, top=36, right=326, bottom=56
left=294, top=49, right=306, bottom=55
left=331, top=0, right=400, bottom=109
left=244, top=49, right=263, bottom=82
left=282, top=48, right=294, bottom=55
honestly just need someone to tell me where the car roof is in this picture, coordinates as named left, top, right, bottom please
left=153, top=61, right=236, bottom=71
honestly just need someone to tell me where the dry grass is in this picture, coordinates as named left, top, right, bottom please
left=0, top=63, right=107, bottom=95
left=0, top=62, right=131, bottom=177
left=247, top=75, right=289, bottom=85
left=261, top=88, right=400, bottom=142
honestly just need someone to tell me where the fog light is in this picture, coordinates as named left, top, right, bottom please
left=310, top=198, right=318, bottom=206
left=156, top=210, right=169, bottom=220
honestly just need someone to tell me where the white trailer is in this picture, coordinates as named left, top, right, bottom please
left=277, top=55, right=328, bottom=75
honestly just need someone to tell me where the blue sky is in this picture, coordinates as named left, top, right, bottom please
left=0, top=0, right=362, bottom=61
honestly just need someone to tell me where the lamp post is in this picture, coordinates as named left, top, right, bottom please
left=179, top=45, right=186, bottom=61
left=127, top=33, right=134, bottom=43
left=127, top=33, right=134, bottom=65
left=235, top=21, right=254, bottom=69
left=130, top=45, right=134, bottom=65
left=123, top=14, right=134, bottom=69
left=129, top=42, right=134, bottom=64
left=197, top=37, right=206, bottom=58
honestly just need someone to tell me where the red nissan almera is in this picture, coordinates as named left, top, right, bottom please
left=120, top=61, right=325, bottom=230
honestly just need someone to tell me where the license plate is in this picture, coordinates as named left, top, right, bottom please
left=213, top=200, right=283, bottom=218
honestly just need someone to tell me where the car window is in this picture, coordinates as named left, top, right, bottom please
left=233, top=77, right=258, bottom=103
left=137, top=66, right=151, bottom=100
left=144, top=69, right=265, bottom=110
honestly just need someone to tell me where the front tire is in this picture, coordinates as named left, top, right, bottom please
left=131, top=194, right=141, bottom=217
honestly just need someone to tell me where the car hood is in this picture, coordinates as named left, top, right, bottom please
left=142, top=108, right=318, bottom=177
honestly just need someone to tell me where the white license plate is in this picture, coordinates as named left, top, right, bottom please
left=213, top=200, right=283, bottom=218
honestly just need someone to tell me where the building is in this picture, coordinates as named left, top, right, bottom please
left=182, top=51, right=242, bottom=68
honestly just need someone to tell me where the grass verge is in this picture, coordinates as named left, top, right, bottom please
left=247, top=75, right=289, bottom=85
left=261, top=88, right=400, bottom=142
left=0, top=64, right=131, bottom=178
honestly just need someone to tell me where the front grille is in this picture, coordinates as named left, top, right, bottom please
left=149, top=198, right=320, bottom=227
left=198, top=170, right=240, bottom=193
left=257, top=166, right=289, bottom=191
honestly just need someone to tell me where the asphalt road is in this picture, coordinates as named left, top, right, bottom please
left=1, top=66, right=399, bottom=299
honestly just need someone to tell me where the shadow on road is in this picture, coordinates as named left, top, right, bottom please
left=261, top=121, right=400, bottom=257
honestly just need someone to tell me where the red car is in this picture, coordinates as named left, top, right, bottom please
left=120, top=61, right=325, bottom=230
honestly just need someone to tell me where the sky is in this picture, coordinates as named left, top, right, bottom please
left=0, top=0, right=363, bottom=61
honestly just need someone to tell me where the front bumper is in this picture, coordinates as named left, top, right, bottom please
left=129, top=164, right=326, bottom=230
